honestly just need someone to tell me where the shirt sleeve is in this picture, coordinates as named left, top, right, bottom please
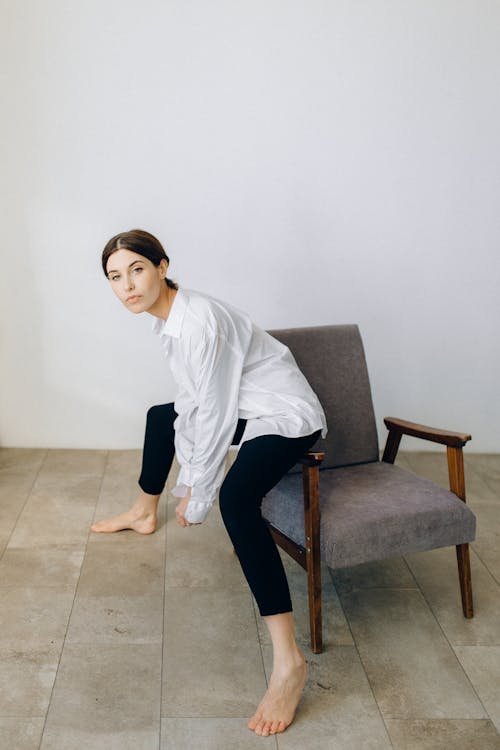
left=171, top=327, right=244, bottom=523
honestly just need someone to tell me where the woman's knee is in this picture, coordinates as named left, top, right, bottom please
left=146, top=403, right=176, bottom=431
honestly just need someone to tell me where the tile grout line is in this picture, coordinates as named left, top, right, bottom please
left=469, top=544, right=500, bottom=588
left=447, top=641, right=500, bottom=730
left=1, top=449, right=49, bottom=562
left=469, top=545, right=500, bottom=595
left=2, top=449, right=496, bottom=745
left=402, top=452, right=500, bottom=723
left=482, top=474, right=500, bottom=497
left=159, top=487, right=169, bottom=750
left=465, top=457, right=500, bottom=586
left=251, top=593, right=269, bottom=688
left=226, top=452, right=278, bottom=745
left=250, top=593, right=280, bottom=749
left=37, top=448, right=110, bottom=750
left=400, top=556, right=494, bottom=725
left=325, top=567, right=397, bottom=750
left=400, top=454, right=499, bottom=721
left=464, top=457, right=498, bottom=484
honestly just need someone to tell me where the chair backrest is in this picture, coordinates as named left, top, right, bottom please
left=268, top=324, right=379, bottom=470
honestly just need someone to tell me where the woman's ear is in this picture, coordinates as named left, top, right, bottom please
left=159, top=258, right=168, bottom=278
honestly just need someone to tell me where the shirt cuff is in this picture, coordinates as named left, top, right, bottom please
left=184, top=500, right=212, bottom=524
left=171, top=482, right=190, bottom=499
left=171, top=482, right=215, bottom=524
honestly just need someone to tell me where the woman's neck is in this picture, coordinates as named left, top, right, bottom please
left=148, top=283, right=178, bottom=320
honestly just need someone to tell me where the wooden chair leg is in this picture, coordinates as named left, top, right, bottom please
left=306, top=546, right=322, bottom=654
left=303, top=464, right=323, bottom=653
left=447, top=446, right=474, bottom=619
left=456, top=543, right=474, bottom=618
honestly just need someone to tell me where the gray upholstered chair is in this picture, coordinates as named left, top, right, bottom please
left=262, top=325, right=475, bottom=654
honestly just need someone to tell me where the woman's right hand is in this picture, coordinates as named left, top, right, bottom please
left=175, top=488, right=200, bottom=527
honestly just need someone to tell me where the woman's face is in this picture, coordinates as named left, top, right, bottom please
left=106, top=248, right=168, bottom=314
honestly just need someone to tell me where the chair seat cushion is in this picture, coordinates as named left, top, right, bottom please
left=261, top=461, right=476, bottom=569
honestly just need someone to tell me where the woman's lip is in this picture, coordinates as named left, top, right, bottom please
left=127, top=295, right=141, bottom=303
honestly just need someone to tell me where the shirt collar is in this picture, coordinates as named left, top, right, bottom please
left=151, top=287, right=188, bottom=339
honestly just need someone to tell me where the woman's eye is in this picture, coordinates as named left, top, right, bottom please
left=110, top=275, right=119, bottom=281
left=133, top=267, right=143, bottom=274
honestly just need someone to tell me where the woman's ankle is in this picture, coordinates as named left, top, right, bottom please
left=272, top=647, right=305, bottom=673
left=262, top=612, right=305, bottom=673
left=133, top=490, right=161, bottom=514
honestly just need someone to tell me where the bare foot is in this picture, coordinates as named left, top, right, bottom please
left=91, top=490, right=160, bottom=535
left=247, top=652, right=307, bottom=736
left=91, top=508, right=157, bottom=534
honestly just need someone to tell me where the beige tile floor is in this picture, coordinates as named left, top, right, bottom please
left=0, top=447, right=499, bottom=750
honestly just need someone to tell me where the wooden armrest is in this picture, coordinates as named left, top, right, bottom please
left=300, top=451, right=325, bottom=467
left=384, top=417, right=471, bottom=448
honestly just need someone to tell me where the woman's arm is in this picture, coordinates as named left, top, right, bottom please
left=175, top=327, right=244, bottom=524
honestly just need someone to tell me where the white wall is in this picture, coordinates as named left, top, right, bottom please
left=1, top=0, right=499, bottom=451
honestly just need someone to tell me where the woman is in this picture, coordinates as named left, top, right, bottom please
left=92, top=229, right=327, bottom=737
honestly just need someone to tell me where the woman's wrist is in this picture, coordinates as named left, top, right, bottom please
left=175, top=486, right=193, bottom=527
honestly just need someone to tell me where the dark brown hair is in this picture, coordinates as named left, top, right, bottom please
left=101, top=229, right=178, bottom=290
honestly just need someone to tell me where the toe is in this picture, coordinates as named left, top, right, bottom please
left=261, top=721, right=272, bottom=737
left=247, top=711, right=261, bottom=731
left=269, top=720, right=281, bottom=734
left=254, top=718, right=267, bottom=736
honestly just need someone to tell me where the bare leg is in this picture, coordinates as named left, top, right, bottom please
left=248, top=612, right=307, bottom=736
left=90, top=489, right=160, bottom=534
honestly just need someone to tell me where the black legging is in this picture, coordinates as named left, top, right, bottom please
left=138, top=403, right=321, bottom=616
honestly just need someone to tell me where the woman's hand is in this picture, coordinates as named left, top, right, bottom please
left=175, top=488, right=200, bottom=527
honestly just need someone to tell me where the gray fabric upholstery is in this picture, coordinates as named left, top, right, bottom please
left=268, top=324, right=379, bottom=472
left=261, top=462, right=476, bottom=569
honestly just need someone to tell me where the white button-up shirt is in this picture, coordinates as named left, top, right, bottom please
left=152, top=288, right=328, bottom=523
